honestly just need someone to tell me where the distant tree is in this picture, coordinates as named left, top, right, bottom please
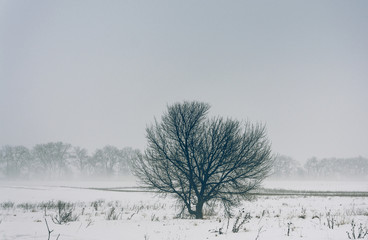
left=133, top=101, right=273, bottom=219
left=0, top=149, right=3, bottom=178
left=32, top=142, right=72, bottom=178
left=354, top=156, right=368, bottom=177
left=71, top=146, right=90, bottom=176
left=272, top=155, right=301, bottom=178
left=117, top=147, right=139, bottom=175
left=91, top=145, right=122, bottom=176
left=0, top=145, right=31, bottom=178
left=304, top=157, right=319, bottom=177
left=305, top=156, right=368, bottom=179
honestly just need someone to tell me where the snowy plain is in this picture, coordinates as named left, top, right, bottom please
left=0, top=179, right=367, bottom=240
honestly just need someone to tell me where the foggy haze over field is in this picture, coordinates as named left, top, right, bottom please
left=1, top=1, right=368, bottom=163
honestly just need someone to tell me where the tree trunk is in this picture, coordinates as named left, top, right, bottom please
left=195, top=201, right=204, bottom=219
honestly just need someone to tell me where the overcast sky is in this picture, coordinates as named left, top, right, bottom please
left=1, top=1, right=367, bottom=162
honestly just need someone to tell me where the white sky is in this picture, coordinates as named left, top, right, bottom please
left=0, top=1, right=367, bottom=162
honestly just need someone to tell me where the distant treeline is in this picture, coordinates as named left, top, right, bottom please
left=0, top=142, right=139, bottom=180
left=1, top=143, right=367, bottom=181
left=272, top=155, right=368, bottom=180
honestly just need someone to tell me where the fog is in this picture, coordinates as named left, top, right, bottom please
left=2, top=2, right=368, bottom=240
left=0, top=143, right=139, bottom=180
left=1, top=142, right=367, bottom=181
left=1, top=1, right=367, bottom=165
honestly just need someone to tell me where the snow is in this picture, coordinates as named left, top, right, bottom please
left=1, top=180, right=367, bottom=240
left=263, top=179, right=368, bottom=192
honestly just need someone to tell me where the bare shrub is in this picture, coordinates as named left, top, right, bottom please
left=106, top=207, right=121, bottom=220
left=52, top=201, right=78, bottom=224
left=326, top=210, right=335, bottom=229
left=287, top=222, right=293, bottom=236
left=347, top=220, right=368, bottom=239
left=1, top=201, right=15, bottom=209
left=232, top=210, right=251, bottom=233
left=150, top=214, right=160, bottom=221
left=91, top=199, right=105, bottom=211
left=45, top=218, right=60, bottom=240
left=17, top=202, right=37, bottom=211
left=298, top=207, right=307, bottom=219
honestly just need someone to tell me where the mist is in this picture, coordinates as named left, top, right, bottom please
left=1, top=1, right=368, bottom=163
left=0, top=142, right=139, bottom=181
left=1, top=1, right=368, bottom=239
left=270, top=154, right=368, bottom=181
left=1, top=142, right=367, bottom=182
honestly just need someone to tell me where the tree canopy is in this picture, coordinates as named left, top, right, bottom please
left=133, top=101, right=273, bottom=219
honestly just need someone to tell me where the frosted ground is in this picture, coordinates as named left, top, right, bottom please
left=0, top=179, right=367, bottom=240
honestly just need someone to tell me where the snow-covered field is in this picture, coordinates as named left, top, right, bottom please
left=0, top=180, right=367, bottom=240
left=263, top=179, right=368, bottom=192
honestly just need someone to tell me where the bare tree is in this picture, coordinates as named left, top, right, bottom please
left=91, top=145, right=122, bottom=176
left=272, top=155, right=301, bottom=178
left=133, top=101, right=273, bottom=219
left=0, top=145, right=32, bottom=179
left=117, top=147, right=139, bottom=175
left=33, top=142, right=72, bottom=178
left=71, top=146, right=90, bottom=176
